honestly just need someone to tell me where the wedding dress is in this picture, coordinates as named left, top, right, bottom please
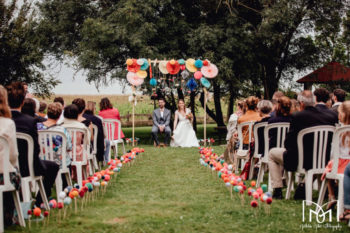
left=170, top=108, right=199, bottom=147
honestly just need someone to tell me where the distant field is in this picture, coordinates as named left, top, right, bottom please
left=38, top=94, right=231, bottom=120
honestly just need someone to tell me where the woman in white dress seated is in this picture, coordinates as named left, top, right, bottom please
left=171, top=99, right=199, bottom=147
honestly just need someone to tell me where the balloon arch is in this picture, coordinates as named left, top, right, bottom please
left=125, top=58, right=219, bottom=146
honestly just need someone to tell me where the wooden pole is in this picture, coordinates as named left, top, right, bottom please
left=204, top=88, right=207, bottom=147
left=132, top=86, right=135, bottom=147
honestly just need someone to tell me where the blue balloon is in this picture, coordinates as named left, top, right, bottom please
left=150, top=78, right=157, bottom=87
left=194, top=59, right=203, bottom=68
left=186, top=78, right=198, bottom=91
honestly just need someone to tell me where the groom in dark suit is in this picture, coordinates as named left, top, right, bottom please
left=152, top=98, right=171, bottom=146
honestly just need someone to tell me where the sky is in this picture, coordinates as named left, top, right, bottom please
left=52, top=64, right=130, bottom=95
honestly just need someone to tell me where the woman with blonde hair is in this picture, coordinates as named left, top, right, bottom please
left=323, top=101, right=350, bottom=210
left=0, top=85, right=21, bottom=226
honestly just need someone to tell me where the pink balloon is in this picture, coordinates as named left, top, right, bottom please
left=194, top=71, right=203, bottom=80
left=127, top=72, right=144, bottom=86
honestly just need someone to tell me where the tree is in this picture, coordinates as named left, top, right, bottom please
left=0, top=0, right=59, bottom=96
left=220, top=0, right=346, bottom=98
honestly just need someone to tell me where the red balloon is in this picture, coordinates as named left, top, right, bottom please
left=58, top=202, right=64, bottom=209
left=251, top=200, right=258, bottom=208
left=266, top=197, right=273, bottom=204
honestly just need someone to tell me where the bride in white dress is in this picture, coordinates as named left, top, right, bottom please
left=170, top=99, right=200, bottom=147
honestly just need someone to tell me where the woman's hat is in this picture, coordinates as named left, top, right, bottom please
left=201, top=64, right=218, bottom=78
left=185, top=59, right=197, bottom=73
left=159, top=61, right=169, bottom=74
left=127, top=72, right=144, bottom=86
left=127, top=59, right=141, bottom=72
left=166, top=59, right=180, bottom=75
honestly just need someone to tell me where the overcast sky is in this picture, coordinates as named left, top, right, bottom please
left=52, top=64, right=130, bottom=95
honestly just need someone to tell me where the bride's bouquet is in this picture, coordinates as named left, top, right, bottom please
left=186, top=113, right=193, bottom=120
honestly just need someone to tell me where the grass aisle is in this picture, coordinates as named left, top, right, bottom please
left=10, top=146, right=347, bottom=232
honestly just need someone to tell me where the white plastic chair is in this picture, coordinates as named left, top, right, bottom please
left=38, top=130, right=72, bottom=194
left=16, top=133, right=50, bottom=210
left=91, top=124, right=100, bottom=171
left=256, top=123, right=290, bottom=191
left=248, top=122, right=268, bottom=180
left=65, top=127, right=89, bottom=189
left=103, top=119, right=126, bottom=161
left=285, top=125, right=335, bottom=205
left=235, top=121, right=255, bottom=173
left=0, top=136, right=26, bottom=232
left=317, top=125, right=350, bottom=217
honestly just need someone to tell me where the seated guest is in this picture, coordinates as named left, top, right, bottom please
left=72, top=98, right=93, bottom=140
left=268, top=96, right=292, bottom=148
left=237, top=96, right=261, bottom=146
left=341, top=163, right=350, bottom=221
left=332, top=88, right=346, bottom=114
left=268, top=90, right=338, bottom=199
left=226, top=100, right=246, bottom=143
left=322, top=101, right=350, bottom=209
left=37, top=102, right=72, bottom=188
left=7, top=82, right=59, bottom=206
left=0, top=86, right=21, bottom=226
left=37, top=102, right=72, bottom=168
left=290, top=99, right=300, bottom=113
left=83, top=101, right=107, bottom=163
left=21, top=98, right=36, bottom=117
left=62, top=104, right=90, bottom=180
left=254, top=100, right=273, bottom=157
left=270, top=91, right=284, bottom=117
left=314, top=88, right=339, bottom=120
left=21, top=98, right=46, bottom=123
left=54, top=97, right=65, bottom=125
left=37, top=101, right=47, bottom=119
left=98, top=98, right=125, bottom=140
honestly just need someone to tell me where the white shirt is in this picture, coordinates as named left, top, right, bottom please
left=160, top=109, right=164, bottom=118
left=0, top=117, right=19, bottom=173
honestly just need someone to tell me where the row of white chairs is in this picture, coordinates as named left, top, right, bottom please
left=0, top=118, right=126, bottom=232
left=234, top=121, right=349, bottom=215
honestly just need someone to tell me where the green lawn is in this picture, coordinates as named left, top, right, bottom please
left=8, top=146, right=349, bottom=232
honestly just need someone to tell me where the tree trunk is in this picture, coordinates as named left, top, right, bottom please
left=263, top=65, right=278, bottom=99
left=227, top=83, right=235, bottom=123
left=213, top=80, right=225, bottom=126
left=177, top=87, right=184, bottom=100
left=190, top=91, right=197, bottom=132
